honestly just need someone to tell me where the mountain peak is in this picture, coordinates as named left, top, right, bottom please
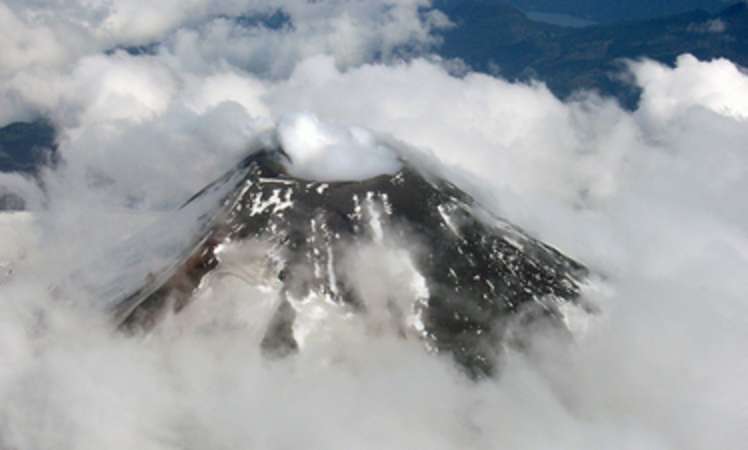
left=113, top=148, right=588, bottom=376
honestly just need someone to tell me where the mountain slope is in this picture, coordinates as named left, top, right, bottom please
left=112, top=148, right=588, bottom=376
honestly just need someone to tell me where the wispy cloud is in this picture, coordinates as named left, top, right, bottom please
left=0, top=1, right=747, bottom=449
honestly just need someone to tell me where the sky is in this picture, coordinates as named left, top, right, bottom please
left=0, top=1, right=747, bottom=449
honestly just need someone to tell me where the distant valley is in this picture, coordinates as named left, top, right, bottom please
left=436, top=1, right=748, bottom=107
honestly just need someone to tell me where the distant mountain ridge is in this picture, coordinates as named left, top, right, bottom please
left=0, top=121, right=56, bottom=174
left=508, top=0, right=728, bottom=24
left=436, top=1, right=748, bottom=107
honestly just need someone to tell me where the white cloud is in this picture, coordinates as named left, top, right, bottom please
left=0, top=1, right=747, bottom=449
left=0, top=0, right=444, bottom=80
left=0, top=3, right=70, bottom=76
left=268, top=55, right=635, bottom=205
left=278, top=113, right=401, bottom=181
left=635, top=54, right=748, bottom=121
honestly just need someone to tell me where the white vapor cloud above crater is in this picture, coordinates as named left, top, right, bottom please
left=0, top=1, right=747, bottom=449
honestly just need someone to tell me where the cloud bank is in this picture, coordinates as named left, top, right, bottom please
left=278, top=113, right=402, bottom=181
left=0, top=1, right=747, bottom=449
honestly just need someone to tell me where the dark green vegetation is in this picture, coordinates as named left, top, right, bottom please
left=436, top=1, right=748, bottom=108
left=0, top=120, right=57, bottom=210
left=0, top=120, right=56, bottom=173
left=118, top=149, right=587, bottom=377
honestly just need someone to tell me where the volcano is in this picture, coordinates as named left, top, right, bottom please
left=100, top=146, right=588, bottom=376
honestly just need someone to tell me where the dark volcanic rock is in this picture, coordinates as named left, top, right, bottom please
left=115, top=149, right=587, bottom=376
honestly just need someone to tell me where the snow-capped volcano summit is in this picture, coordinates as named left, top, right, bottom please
left=113, top=144, right=588, bottom=376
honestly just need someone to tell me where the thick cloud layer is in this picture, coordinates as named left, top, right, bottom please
left=1, top=1, right=747, bottom=449
left=278, top=113, right=401, bottom=181
left=0, top=0, right=446, bottom=79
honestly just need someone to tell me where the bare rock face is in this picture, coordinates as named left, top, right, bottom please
left=114, top=149, right=587, bottom=376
